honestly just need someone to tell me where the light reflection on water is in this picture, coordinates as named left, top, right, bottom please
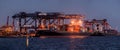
left=38, top=36, right=88, bottom=50
left=39, top=36, right=88, bottom=39
left=28, top=36, right=119, bottom=50
left=0, top=36, right=119, bottom=50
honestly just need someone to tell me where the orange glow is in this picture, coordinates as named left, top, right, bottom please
left=38, top=24, right=45, bottom=29
left=40, top=36, right=46, bottom=39
left=69, top=36, right=88, bottom=39
left=70, top=19, right=83, bottom=26
left=67, top=19, right=83, bottom=32
left=5, top=27, right=13, bottom=33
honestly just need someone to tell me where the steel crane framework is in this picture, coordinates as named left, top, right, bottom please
left=12, top=12, right=84, bottom=33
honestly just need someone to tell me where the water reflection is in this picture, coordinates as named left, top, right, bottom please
left=39, top=36, right=88, bottom=50
left=70, top=37, right=75, bottom=50
left=0, top=36, right=119, bottom=50
left=40, top=36, right=47, bottom=39
left=69, top=36, right=88, bottom=39
left=39, top=36, right=88, bottom=39
left=69, top=36, right=88, bottom=50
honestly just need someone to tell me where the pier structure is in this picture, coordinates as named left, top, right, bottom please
left=12, top=12, right=85, bottom=33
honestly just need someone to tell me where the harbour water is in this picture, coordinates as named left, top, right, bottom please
left=0, top=36, right=120, bottom=50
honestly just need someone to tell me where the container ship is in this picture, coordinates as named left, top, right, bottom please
left=0, top=12, right=118, bottom=37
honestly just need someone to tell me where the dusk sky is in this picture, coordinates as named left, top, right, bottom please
left=0, top=0, right=120, bottom=31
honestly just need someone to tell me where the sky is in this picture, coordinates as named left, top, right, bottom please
left=0, top=0, right=120, bottom=31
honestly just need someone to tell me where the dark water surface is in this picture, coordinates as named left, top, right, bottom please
left=0, top=36, right=120, bottom=50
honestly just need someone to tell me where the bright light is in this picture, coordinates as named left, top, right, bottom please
left=78, top=20, right=83, bottom=26
left=70, top=19, right=83, bottom=26
left=67, top=19, right=83, bottom=32
left=5, top=27, right=13, bottom=33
